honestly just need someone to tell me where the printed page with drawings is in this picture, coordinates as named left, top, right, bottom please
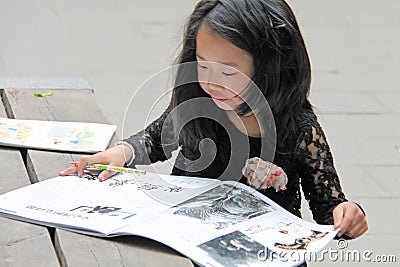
left=0, top=172, right=338, bottom=267
left=0, top=117, right=116, bottom=152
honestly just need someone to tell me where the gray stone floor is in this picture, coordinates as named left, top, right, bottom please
left=0, top=0, right=399, bottom=266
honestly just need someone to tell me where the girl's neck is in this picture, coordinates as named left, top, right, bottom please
left=226, top=111, right=261, bottom=138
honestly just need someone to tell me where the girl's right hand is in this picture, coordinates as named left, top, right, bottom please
left=59, top=145, right=131, bottom=182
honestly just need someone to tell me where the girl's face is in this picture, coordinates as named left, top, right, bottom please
left=196, top=24, right=254, bottom=111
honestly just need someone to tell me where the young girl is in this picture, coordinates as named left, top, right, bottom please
left=60, top=0, right=367, bottom=240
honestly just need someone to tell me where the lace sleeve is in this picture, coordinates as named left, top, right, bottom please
left=296, top=113, right=347, bottom=225
left=123, top=103, right=178, bottom=166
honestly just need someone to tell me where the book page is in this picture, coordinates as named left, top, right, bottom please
left=0, top=117, right=116, bottom=152
left=118, top=181, right=338, bottom=267
left=0, top=173, right=338, bottom=266
left=0, top=172, right=218, bottom=236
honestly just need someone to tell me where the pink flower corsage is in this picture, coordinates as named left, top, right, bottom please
left=242, top=157, right=288, bottom=192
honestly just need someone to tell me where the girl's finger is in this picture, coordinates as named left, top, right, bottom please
left=98, top=170, right=117, bottom=182
left=346, top=220, right=368, bottom=238
left=250, top=175, right=263, bottom=189
left=259, top=174, right=273, bottom=189
left=246, top=172, right=256, bottom=186
left=77, top=155, right=104, bottom=176
left=59, top=166, right=78, bottom=176
left=333, top=204, right=345, bottom=230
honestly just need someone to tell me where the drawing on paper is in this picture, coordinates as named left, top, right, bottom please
left=0, top=117, right=117, bottom=152
left=70, top=205, right=136, bottom=220
left=173, top=184, right=274, bottom=229
left=277, top=217, right=303, bottom=235
left=137, top=182, right=183, bottom=193
left=108, top=176, right=184, bottom=193
left=198, top=230, right=282, bottom=267
left=0, top=122, right=32, bottom=144
left=47, top=126, right=95, bottom=149
left=0, top=123, right=96, bottom=149
left=274, top=230, right=329, bottom=250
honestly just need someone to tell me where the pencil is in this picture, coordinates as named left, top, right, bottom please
left=69, top=162, right=146, bottom=175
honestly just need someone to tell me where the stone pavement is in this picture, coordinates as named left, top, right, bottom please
left=0, top=0, right=399, bottom=266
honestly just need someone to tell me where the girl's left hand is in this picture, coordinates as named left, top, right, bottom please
left=333, top=202, right=368, bottom=238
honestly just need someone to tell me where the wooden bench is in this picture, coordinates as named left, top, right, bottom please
left=0, top=80, right=194, bottom=267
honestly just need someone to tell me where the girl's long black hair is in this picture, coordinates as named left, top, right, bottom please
left=172, top=0, right=312, bottom=151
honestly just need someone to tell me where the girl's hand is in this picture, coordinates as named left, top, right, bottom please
left=59, top=145, right=129, bottom=182
left=333, top=202, right=368, bottom=238
left=242, top=157, right=288, bottom=192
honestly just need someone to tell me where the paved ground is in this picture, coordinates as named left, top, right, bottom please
left=0, top=0, right=399, bottom=266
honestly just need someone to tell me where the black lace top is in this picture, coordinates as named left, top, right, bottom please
left=124, top=105, right=348, bottom=225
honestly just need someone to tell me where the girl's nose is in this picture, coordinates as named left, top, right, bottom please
left=206, top=81, right=224, bottom=92
left=205, top=71, right=224, bottom=91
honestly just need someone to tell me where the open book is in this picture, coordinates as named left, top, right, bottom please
left=0, top=172, right=338, bottom=267
left=0, top=117, right=116, bottom=152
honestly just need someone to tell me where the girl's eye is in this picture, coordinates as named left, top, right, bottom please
left=222, top=72, right=237, bottom=77
left=198, top=63, right=208, bottom=69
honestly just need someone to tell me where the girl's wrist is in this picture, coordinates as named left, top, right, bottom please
left=115, top=141, right=135, bottom=166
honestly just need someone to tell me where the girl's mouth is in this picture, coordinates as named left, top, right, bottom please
left=211, top=93, right=241, bottom=102
left=212, top=96, right=228, bottom=101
